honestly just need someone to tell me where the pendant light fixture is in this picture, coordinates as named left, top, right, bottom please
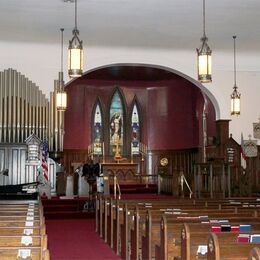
left=197, top=0, right=212, bottom=83
left=231, top=35, right=241, bottom=116
left=68, top=0, right=83, bottom=78
left=56, top=28, right=67, bottom=111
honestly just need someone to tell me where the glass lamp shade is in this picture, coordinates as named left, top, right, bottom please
left=231, top=87, right=241, bottom=116
left=68, top=30, right=83, bottom=78
left=197, top=37, right=212, bottom=83
left=56, top=91, right=67, bottom=111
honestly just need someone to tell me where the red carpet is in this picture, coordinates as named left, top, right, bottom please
left=46, top=219, right=121, bottom=260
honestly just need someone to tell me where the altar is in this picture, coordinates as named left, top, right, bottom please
left=102, top=162, right=138, bottom=196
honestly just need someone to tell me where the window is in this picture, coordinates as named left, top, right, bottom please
left=131, top=102, right=140, bottom=155
left=109, top=89, right=125, bottom=155
left=93, top=99, right=103, bottom=155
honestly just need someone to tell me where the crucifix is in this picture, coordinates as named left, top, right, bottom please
left=113, top=137, right=122, bottom=162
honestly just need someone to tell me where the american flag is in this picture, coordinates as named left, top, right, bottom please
left=42, top=139, right=49, bottom=181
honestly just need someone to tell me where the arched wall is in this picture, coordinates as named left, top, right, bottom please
left=64, top=64, right=217, bottom=151
left=68, top=63, right=220, bottom=120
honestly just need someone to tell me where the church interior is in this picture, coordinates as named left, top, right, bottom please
left=0, top=0, right=260, bottom=259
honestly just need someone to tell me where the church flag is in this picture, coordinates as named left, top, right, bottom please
left=240, top=133, right=247, bottom=170
left=42, top=139, right=49, bottom=181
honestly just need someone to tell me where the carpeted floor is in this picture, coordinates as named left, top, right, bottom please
left=46, top=219, right=121, bottom=260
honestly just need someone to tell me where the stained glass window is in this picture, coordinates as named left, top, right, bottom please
left=93, top=101, right=103, bottom=155
left=131, top=103, right=140, bottom=154
left=110, top=90, right=124, bottom=155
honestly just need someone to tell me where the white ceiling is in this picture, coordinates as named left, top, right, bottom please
left=0, top=0, right=260, bottom=52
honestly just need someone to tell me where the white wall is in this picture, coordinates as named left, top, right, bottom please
left=0, top=40, right=260, bottom=144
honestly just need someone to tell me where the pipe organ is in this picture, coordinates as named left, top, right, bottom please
left=0, top=68, right=64, bottom=194
left=0, top=68, right=49, bottom=143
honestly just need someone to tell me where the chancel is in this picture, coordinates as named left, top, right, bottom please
left=0, top=1, right=260, bottom=259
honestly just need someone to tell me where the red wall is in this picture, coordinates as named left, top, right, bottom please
left=64, top=70, right=216, bottom=151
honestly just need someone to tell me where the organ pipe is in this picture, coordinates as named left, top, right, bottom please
left=0, top=68, right=50, bottom=145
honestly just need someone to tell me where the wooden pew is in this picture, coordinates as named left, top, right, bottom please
left=181, top=222, right=260, bottom=260
left=154, top=212, right=259, bottom=260
left=0, top=199, right=49, bottom=260
left=207, top=232, right=260, bottom=260
left=97, top=196, right=260, bottom=259
left=0, top=247, right=50, bottom=260
left=0, top=225, right=46, bottom=236
left=0, top=234, right=47, bottom=247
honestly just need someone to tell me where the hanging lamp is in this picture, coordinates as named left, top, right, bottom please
left=56, top=28, right=67, bottom=111
left=231, top=35, right=241, bottom=116
left=197, top=0, right=212, bottom=83
left=68, top=0, right=83, bottom=78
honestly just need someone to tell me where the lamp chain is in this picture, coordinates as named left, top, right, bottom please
left=61, top=28, right=64, bottom=74
left=75, top=0, right=77, bottom=30
left=203, top=0, right=206, bottom=37
left=233, top=35, right=237, bottom=87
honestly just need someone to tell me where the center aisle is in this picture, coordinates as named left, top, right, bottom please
left=46, top=219, right=121, bottom=260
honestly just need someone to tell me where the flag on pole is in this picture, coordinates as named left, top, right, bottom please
left=240, top=133, right=247, bottom=169
left=42, top=139, right=49, bottom=181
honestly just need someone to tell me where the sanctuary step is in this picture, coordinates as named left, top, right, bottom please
left=41, top=197, right=95, bottom=219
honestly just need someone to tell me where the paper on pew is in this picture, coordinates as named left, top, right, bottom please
left=27, top=208, right=34, bottom=212
left=218, top=220, right=229, bottom=223
left=26, top=216, right=34, bottom=221
left=23, top=229, right=33, bottom=235
left=17, top=249, right=31, bottom=259
left=197, top=245, right=207, bottom=255
left=27, top=212, right=34, bottom=217
left=25, top=221, right=34, bottom=227
left=21, top=236, right=33, bottom=246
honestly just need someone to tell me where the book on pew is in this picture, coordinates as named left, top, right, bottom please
left=250, top=235, right=260, bottom=243
left=211, top=226, right=221, bottom=232
left=221, top=225, right=231, bottom=232
left=237, top=234, right=250, bottom=243
left=240, top=225, right=251, bottom=232
left=231, top=226, right=239, bottom=232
